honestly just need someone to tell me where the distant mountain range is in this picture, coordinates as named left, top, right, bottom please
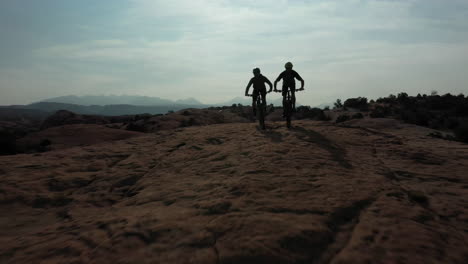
left=40, top=95, right=292, bottom=107
left=2, top=102, right=199, bottom=116
left=0, top=95, right=325, bottom=116
left=41, top=95, right=205, bottom=106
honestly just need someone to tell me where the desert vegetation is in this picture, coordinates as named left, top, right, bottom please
left=333, top=92, right=468, bottom=143
left=371, top=92, right=468, bottom=142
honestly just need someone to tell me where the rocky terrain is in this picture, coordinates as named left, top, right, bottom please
left=1, top=118, right=467, bottom=263
left=15, top=124, right=143, bottom=152
left=0, top=108, right=253, bottom=155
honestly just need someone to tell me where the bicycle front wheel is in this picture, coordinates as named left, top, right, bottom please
left=257, top=103, right=265, bottom=130
left=285, top=101, right=292, bottom=128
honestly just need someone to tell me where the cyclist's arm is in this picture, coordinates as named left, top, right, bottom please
left=295, top=71, right=305, bottom=89
left=245, top=79, right=253, bottom=96
left=264, top=76, right=273, bottom=92
left=274, top=73, right=284, bottom=90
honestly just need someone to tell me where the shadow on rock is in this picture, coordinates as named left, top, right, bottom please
left=292, top=126, right=352, bottom=169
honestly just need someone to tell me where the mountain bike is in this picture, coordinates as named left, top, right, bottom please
left=246, top=92, right=269, bottom=130
left=275, top=88, right=303, bottom=128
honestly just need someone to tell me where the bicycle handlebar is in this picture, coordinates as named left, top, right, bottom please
left=273, top=88, right=304, bottom=93
left=245, top=90, right=274, bottom=97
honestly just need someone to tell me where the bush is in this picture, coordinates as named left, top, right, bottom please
left=397, top=92, right=415, bottom=106
left=370, top=105, right=391, bottom=118
left=443, top=117, right=459, bottom=129
left=399, top=109, right=432, bottom=127
left=377, top=94, right=397, bottom=104
left=368, top=92, right=468, bottom=142
left=454, top=121, right=468, bottom=143
left=295, top=106, right=328, bottom=120
left=133, top=114, right=152, bottom=121
left=336, top=115, right=350, bottom=123
left=334, top=99, right=343, bottom=109
left=352, top=113, right=364, bottom=119
left=344, top=97, right=368, bottom=111
left=126, top=121, right=146, bottom=132
left=0, top=130, right=16, bottom=155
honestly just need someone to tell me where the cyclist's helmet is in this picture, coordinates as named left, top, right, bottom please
left=253, top=68, right=261, bottom=75
left=285, top=62, right=293, bottom=69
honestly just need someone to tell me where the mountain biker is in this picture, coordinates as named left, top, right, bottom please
left=245, top=68, right=273, bottom=115
left=274, top=62, right=304, bottom=115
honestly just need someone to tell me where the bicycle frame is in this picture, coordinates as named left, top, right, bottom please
left=247, top=92, right=267, bottom=129
left=276, top=87, right=303, bottom=128
left=283, top=90, right=293, bottom=128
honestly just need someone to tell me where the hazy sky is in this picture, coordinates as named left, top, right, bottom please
left=1, top=0, right=468, bottom=106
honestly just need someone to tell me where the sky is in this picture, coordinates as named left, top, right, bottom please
left=1, top=0, right=468, bottom=106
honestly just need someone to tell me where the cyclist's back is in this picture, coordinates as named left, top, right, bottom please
left=276, top=69, right=302, bottom=90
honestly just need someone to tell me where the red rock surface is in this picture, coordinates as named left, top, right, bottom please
left=16, top=124, right=143, bottom=151
left=1, top=119, right=467, bottom=263
left=125, top=108, right=251, bottom=132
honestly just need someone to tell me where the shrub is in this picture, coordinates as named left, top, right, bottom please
left=344, top=97, right=368, bottom=111
left=0, top=130, right=16, bottom=155
left=295, top=106, right=328, bottom=120
left=370, top=105, right=391, bottom=118
left=397, top=92, right=413, bottom=106
left=399, top=109, right=421, bottom=126
left=133, top=114, right=152, bottom=121
left=399, top=109, right=432, bottom=127
left=334, top=99, right=343, bottom=109
left=126, top=121, right=146, bottom=132
left=352, top=113, right=364, bottom=119
left=454, top=121, right=468, bottom=143
left=377, top=94, right=397, bottom=104
left=336, top=115, right=350, bottom=123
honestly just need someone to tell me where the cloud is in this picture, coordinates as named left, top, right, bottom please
left=1, top=0, right=468, bottom=105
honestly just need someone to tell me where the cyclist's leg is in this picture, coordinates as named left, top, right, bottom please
left=291, top=88, right=296, bottom=111
left=260, top=89, right=267, bottom=109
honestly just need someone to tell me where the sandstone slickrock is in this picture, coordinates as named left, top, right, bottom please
left=1, top=119, right=467, bottom=264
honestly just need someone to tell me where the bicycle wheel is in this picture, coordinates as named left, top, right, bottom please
left=285, top=101, right=292, bottom=128
left=257, top=99, right=265, bottom=130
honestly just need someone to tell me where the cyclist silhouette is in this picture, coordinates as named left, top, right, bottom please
left=245, top=68, right=273, bottom=115
left=274, top=62, right=304, bottom=115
